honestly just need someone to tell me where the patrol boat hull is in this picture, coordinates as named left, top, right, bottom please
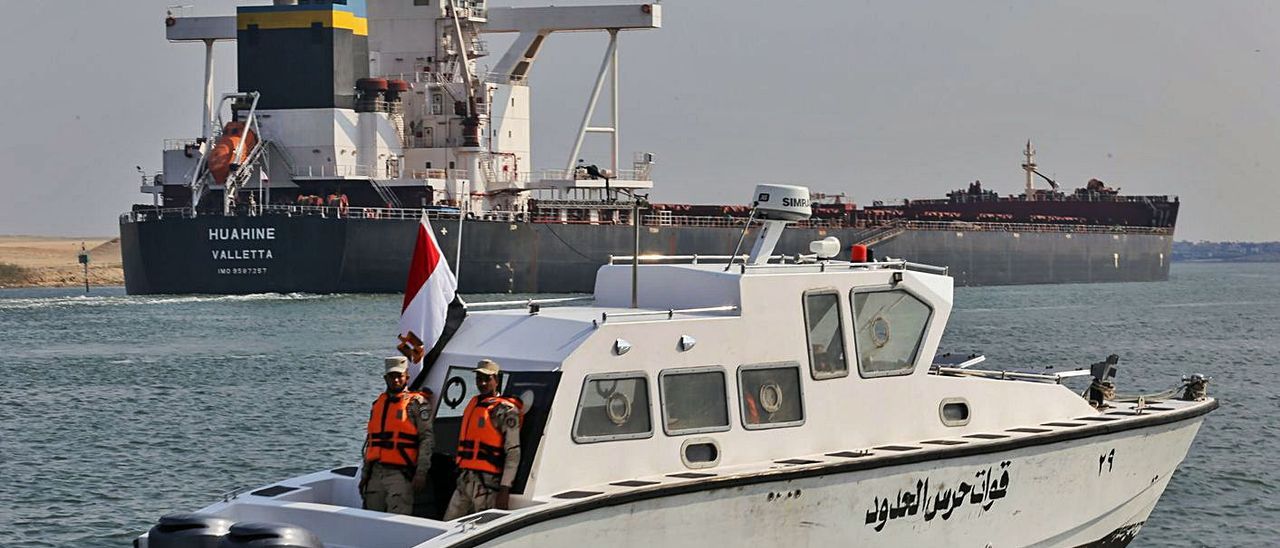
left=136, top=400, right=1212, bottom=548
left=119, top=213, right=1174, bottom=294
left=456, top=405, right=1208, bottom=547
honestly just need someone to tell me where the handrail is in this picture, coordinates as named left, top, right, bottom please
left=933, top=366, right=1091, bottom=384
left=740, top=259, right=950, bottom=276
left=120, top=207, right=198, bottom=223
left=538, top=168, right=647, bottom=182
left=609, top=254, right=748, bottom=264
left=163, top=138, right=199, bottom=151
left=607, top=253, right=826, bottom=265
left=121, top=205, right=529, bottom=223
left=599, top=305, right=739, bottom=324
left=902, top=261, right=950, bottom=274
left=120, top=205, right=1173, bottom=238
left=894, top=220, right=1173, bottom=235
left=464, top=296, right=594, bottom=309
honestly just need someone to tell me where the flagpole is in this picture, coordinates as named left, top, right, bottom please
left=455, top=179, right=466, bottom=279
left=632, top=193, right=644, bottom=308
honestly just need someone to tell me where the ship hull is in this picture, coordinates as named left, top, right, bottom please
left=119, top=215, right=1173, bottom=294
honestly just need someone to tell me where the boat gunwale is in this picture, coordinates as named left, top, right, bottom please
left=444, top=398, right=1218, bottom=547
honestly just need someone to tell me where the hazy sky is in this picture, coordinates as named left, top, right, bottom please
left=2, top=0, right=1278, bottom=241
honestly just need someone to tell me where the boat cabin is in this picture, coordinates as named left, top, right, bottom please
left=419, top=258, right=1097, bottom=503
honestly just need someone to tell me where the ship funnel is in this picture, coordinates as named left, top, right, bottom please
left=747, top=184, right=810, bottom=265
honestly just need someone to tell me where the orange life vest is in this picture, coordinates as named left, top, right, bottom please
left=455, top=395, right=522, bottom=475
left=365, top=392, right=423, bottom=468
left=744, top=392, right=761, bottom=425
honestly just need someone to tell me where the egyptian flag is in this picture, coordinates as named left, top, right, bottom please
left=398, top=215, right=467, bottom=390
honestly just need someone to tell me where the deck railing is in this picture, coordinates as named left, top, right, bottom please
left=538, top=169, right=647, bottom=182
left=120, top=207, right=1173, bottom=236
left=896, top=220, right=1173, bottom=236
left=291, top=164, right=378, bottom=179
left=163, top=138, right=199, bottom=151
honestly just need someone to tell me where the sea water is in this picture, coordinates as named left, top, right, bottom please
left=0, top=262, right=1276, bottom=546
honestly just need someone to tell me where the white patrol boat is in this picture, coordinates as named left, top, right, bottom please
left=138, top=185, right=1215, bottom=548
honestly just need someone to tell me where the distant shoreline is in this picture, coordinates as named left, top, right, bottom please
left=1174, top=257, right=1280, bottom=263
left=0, top=236, right=123, bottom=288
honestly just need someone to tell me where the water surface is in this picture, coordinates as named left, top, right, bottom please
left=0, top=263, right=1275, bottom=546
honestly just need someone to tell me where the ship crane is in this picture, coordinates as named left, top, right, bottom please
left=483, top=4, right=661, bottom=199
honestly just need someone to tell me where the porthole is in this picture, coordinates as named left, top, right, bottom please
left=680, top=438, right=721, bottom=469
left=758, top=383, right=783, bottom=413
left=605, top=392, right=632, bottom=426
left=738, top=363, right=806, bottom=430
left=940, top=398, right=971, bottom=427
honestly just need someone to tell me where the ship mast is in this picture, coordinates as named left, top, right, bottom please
left=1022, top=140, right=1036, bottom=201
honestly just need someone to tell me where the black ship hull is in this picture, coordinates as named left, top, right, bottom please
left=119, top=214, right=1173, bottom=294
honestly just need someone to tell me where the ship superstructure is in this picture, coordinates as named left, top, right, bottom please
left=154, top=0, right=656, bottom=219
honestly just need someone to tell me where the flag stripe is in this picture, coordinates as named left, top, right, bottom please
left=399, top=215, right=462, bottom=388
left=401, top=221, right=442, bottom=312
left=409, top=296, right=467, bottom=392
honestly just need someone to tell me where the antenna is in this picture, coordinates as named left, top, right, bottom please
left=630, top=191, right=647, bottom=308
left=725, top=207, right=759, bottom=272
left=1022, top=140, right=1036, bottom=199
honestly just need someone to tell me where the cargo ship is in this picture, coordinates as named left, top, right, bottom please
left=119, top=0, right=1178, bottom=294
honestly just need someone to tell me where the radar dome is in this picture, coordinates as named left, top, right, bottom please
left=752, top=184, right=811, bottom=221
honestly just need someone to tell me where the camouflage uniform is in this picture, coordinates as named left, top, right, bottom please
left=443, top=398, right=521, bottom=520
left=362, top=393, right=434, bottom=515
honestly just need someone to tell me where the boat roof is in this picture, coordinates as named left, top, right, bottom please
left=422, top=259, right=951, bottom=385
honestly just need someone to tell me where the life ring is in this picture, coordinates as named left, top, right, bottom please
left=605, top=391, right=632, bottom=426
left=759, top=382, right=783, bottom=414
left=443, top=376, right=466, bottom=409
left=594, top=379, right=618, bottom=399
left=870, top=316, right=890, bottom=348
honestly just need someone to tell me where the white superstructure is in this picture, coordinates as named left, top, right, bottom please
left=163, top=1, right=660, bottom=217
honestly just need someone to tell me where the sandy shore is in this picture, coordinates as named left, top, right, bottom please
left=0, top=236, right=124, bottom=288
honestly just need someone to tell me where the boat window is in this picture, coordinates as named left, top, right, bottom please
left=940, top=398, right=971, bottom=427
left=659, top=368, right=730, bottom=435
left=738, top=363, right=805, bottom=429
left=851, top=288, right=933, bottom=377
left=803, top=290, right=849, bottom=379
left=681, top=438, right=721, bottom=469
left=572, top=373, right=653, bottom=443
left=435, top=365, right=508, bottom=420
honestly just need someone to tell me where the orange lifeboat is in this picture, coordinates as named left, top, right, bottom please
left=208, top=121, right=258, bottom=185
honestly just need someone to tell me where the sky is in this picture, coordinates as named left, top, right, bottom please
left=1, top=0, right=1278, bottom=241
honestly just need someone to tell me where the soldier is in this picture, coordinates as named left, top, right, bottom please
left=444, top=359, right=522, bottom=520
left=360, top=356, right=434, bottom=515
